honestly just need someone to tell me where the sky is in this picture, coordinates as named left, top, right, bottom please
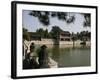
left=22, top=10, right=91, bottom=33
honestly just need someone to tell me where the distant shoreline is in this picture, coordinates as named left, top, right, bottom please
left=24, top=40, right=91, bottom=50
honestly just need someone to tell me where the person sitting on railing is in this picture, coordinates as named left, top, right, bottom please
left=30, top=42, right=35, bottom=52
left=23, top=42, right=39, bottom=69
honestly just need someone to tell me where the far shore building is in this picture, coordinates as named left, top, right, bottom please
left=28, top=32, right=41, bottom=41
left=82, top=36, right=91, bottom=41
left=28, top=31, right=90, bottom=42
left=28, top=31, right=72, bottom=42
left=59, top=31, right=71, bottom=41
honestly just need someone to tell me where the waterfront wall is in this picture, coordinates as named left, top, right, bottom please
left=59, top=40, right=91, bottom=48
left=30, top=39, right=54, bottom=45
left=59, top=40, right=91, bottom=46
left=30, top=39, right=90, bottom=46
left=24, top=39, right=91, bottom=49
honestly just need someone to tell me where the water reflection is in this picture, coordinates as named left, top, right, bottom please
left=51, top=45, right=61, bottom=63
left=47, top=45, right=90, bottom=67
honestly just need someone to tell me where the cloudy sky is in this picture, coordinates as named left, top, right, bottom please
left=22, top=10, right=91, bottom=33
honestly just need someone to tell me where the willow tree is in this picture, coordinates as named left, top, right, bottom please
left=29, top=11, right=91, bottom=27
left=83, top=13, right=91, bottom=27
left=29, top=11, right=50, bottom=26
left=29, top=11, right=75, bottom=26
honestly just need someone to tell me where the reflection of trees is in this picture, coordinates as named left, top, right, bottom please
left=52, top=46, right=72, bottom=67
left=71, top=32, right=77, bottom=48
left=51, top=45, right=60, bottom=62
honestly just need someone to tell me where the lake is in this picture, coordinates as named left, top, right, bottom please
left=46, top=45, right=91, bottom=68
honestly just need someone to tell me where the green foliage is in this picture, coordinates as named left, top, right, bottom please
left=36, top=28, right=44, bottom=37
left=23, top=28, right=30, bottom=41
left=29, top=11, right=75, bottom=26
left=83, top=14, right=91, bottom=27
left=36, top=28, right=51, bottom=38
left=29, top=11, right=50, bottom=26
left=44, top=29, right=49, bottom=38
left=71, top=32, right=77, bottom=41
left=29, top=11, right=91, bottom=27
left=50, top=26, right=62, bottom=39
left=51, top=12, right=67, bottom=20
left=78, top=31, right=91, bottom=41
left=35, top=26, right=62, bottom=39
left=66, top=16, right=75, bottom=24
left=35, top=27, right=91, bottom=41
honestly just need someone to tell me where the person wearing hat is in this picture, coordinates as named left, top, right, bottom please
left=38, top=45, right=49, bottom=68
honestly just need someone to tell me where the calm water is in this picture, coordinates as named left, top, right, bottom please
left=46, top=45, right=91, bottom=68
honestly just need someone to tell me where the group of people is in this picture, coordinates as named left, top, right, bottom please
left=23, top=43, right=49, bottom=69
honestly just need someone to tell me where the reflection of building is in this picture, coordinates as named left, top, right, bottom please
left=28, top=32, right=41, bottom=41
left=59, top=31, right=71, bottom=41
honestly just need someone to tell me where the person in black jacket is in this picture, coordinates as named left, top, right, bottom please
left=38, top=45, right=49, bottom=68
